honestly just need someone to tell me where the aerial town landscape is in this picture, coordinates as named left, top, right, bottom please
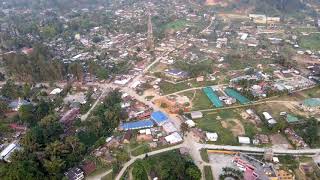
left=1, top=0, right=320, bottom=180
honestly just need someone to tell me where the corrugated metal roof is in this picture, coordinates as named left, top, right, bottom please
left=121, top=120, right=154, bottom=131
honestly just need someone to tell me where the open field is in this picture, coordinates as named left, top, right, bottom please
left=299, top=33, right=320, bottom=50
left=197, top=111, right=239, bottom=145
left=159, top=81, right=190, bottom=95
left=162, top=19, right=188, bottom=31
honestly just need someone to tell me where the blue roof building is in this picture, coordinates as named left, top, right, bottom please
left=121, top=120, right=154, bottom=131
left=9, top=98, right=31, bottom=111
left=151, top=111, right=169, bottom=126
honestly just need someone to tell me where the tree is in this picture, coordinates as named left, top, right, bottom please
left=43, top=156, right=65, bottom=176
left=0, top=101, right=8, bottom=118
left=180, top=122, right=190, bottom=136
left=45, top=141, right=68, bottom=157
left=39, top=115, right=63, bottom=143
left=22, top=83, right=31, bottom=98
left=18, top=104, right=35, bottom=126
left=68, top=63, right=83, bottom=81
left=1, top=79, right=20, bottom=99
left=186, top=165, right=201, bottom=180
left=132, top=160, right=148, bottom=180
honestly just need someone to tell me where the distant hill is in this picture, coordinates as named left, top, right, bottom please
left=205, top=0, right=305, bottom=15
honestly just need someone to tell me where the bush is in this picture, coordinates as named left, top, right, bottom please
left=200, top=149, right=209, bottom=163
left=204, top=166, right=214, bottom=180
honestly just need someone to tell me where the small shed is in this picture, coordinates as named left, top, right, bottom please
left=190, top=111, right=203, bottom=119
left=206, top=132, right=218, bottom=142
left=238, top=136, right=251, bottom=144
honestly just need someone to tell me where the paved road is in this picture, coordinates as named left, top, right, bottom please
left=114, top=144, right=184, bottom=180
left=81, top=89, right=109, bottom=121
left=195, top=143, right=320, bottom=155
left=113, top=137, right=320, bottom=180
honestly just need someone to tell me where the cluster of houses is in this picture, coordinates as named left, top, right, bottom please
left=120, top=111, right=183, bottom=145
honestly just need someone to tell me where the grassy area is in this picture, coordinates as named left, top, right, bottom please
left=160, top=81, right=190, bottom=95
left=279, top=155, right=299, bottom=170
left=162, top=19, right=188, bottom=30
left=197, top=112, right=238, bottom=145
left=295, top=27, right=318, bottom=33
left=299, top=34, right=320, bottom=50
left=243, top=122, right=258, bottom=138
left=131, top=143, right=150, bottom=156
left=200, top=149, right=209, bottom=163
left=101, top=173, right=113, bottom=180
left=204, top=166, right=214, bottom=180
left=189, top=90, right=214, bottom=110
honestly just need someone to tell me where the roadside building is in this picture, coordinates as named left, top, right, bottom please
left=121, top=120, right=154, bottom=131
left=165, top=132, right=183, bottom=144
left=185, top=120, right=196, bottom=127
left=60, top=108, right=80, bottom=128
left=164, top=69, right=189, bottom=80
left=190, top=111, right=203, bottom=119
left=80, top=161, right=96, bottom=176
left=64, top=167, right=84, bottom=180
left=151, top=111, right=169, bottom=126
left=0, top=141, right=21, bottom=162
left=206, top=132, right=218, bottom=142
left=238, top=136, right=251, bottom=144
left=9, top=98, right=30, bottom=111
left=122, top=130, right=132, bottom=144
left=286, top=114, right=300, bottom=124
left=262, top=112, right=277, bottom=126
left=299, top=163, right=314, bottom=175
left=162, top=122, right=177, bottom=134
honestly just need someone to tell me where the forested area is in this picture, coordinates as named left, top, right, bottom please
left=131, top=150, right=201, bottom=180
left=0, top=90, right=123, bottom=179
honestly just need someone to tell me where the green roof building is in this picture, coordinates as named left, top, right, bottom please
left=303, top=98, right=320, bottom=107
left=286, top=114, right=300, bottom=124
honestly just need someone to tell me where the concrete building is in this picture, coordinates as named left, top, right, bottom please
left=206, top=132, right=218, bottom=142
left=238, top=136, right=251, bottom=144
left=190, top=111, right=203, bottom=119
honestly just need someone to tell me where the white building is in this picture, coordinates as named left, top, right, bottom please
left=185, top=120, right=196, bottom=127
left=238, top=136, right=251, bottom=144
left=262, top=112, right=277, bottom=125
left=0, top=142, right=21, bottom=162
left=190, top=111, right=203, bottom=119
left=206, top=132, right=218, bottom=142
left=165, top=132, right=183, bottom=144
left=49, top=88, right=63, bottom=95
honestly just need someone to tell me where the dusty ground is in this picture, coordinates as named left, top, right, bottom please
left=270, top=134, right=293, bottom=149
left=209, top=154, right=238, bottom=180
left=221, top=119, right=245, bottom=136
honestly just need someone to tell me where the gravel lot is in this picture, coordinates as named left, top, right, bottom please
left=209, top=154, right=238, bottom=180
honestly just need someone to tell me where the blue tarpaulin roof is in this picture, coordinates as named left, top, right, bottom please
left=151, top=111, right=168, bottom=125
left=121, top=120, right=154, bottom=131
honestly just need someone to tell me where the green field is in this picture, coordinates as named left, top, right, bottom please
left=160, top=81, right=190, bottom=95
left=187, top=90, right=214, bottom=110
left=162, top=19, right=188, bottom=30
left=200, top=149, right=209, bottom=163
left=204, top=166, right=214, bottom=180
left=197, top=112, right=238, bottom=145
left=131, top=143, right=150, bottom=156
left=300, top=34, right=320, bottom=50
